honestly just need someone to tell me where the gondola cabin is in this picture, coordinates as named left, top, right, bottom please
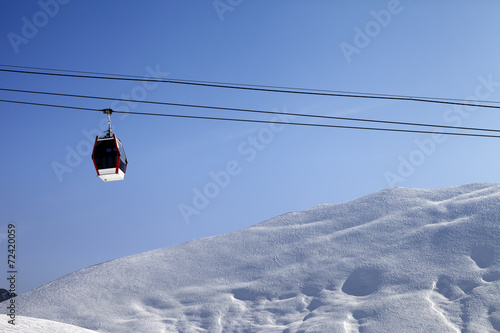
left=92, top=134, right=128, bottom=181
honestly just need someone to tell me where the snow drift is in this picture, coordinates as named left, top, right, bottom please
left=0, top=316, right=98, bottom=333
left=10, top=183, right=500, bottom=332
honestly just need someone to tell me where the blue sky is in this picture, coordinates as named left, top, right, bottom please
left=1, top=0, right=500, bottom=294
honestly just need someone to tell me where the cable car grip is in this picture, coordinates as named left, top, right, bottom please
left=101, top=108, right=114, bottom=138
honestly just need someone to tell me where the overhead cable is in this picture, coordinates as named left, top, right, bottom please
left=1, top=87, right=499, bottom=134
left=1, top=98, right=500, bottom=139
left=1, top=65, right=499, bottom=110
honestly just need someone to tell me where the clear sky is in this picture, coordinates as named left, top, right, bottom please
left=1, top=0, right=500, bottom=294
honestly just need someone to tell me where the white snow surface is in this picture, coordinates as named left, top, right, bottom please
left=0, top=316, right=98, bottom=333
left=9, top=183, right=500, bottom=332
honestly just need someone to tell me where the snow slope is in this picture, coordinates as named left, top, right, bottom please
left=0, top=316, right=98, bottom=333
left=12, top=183, right=500, bottom=332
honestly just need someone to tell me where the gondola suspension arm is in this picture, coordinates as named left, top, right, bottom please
left=103, top=108, right=113, bottom=137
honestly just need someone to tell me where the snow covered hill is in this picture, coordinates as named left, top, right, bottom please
left=0, top=316, right=98, bottom=333
left=11, top=183, right=500, bottom=332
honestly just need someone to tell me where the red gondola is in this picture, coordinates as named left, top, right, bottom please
left=91, top=109, right=128, bottom=181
